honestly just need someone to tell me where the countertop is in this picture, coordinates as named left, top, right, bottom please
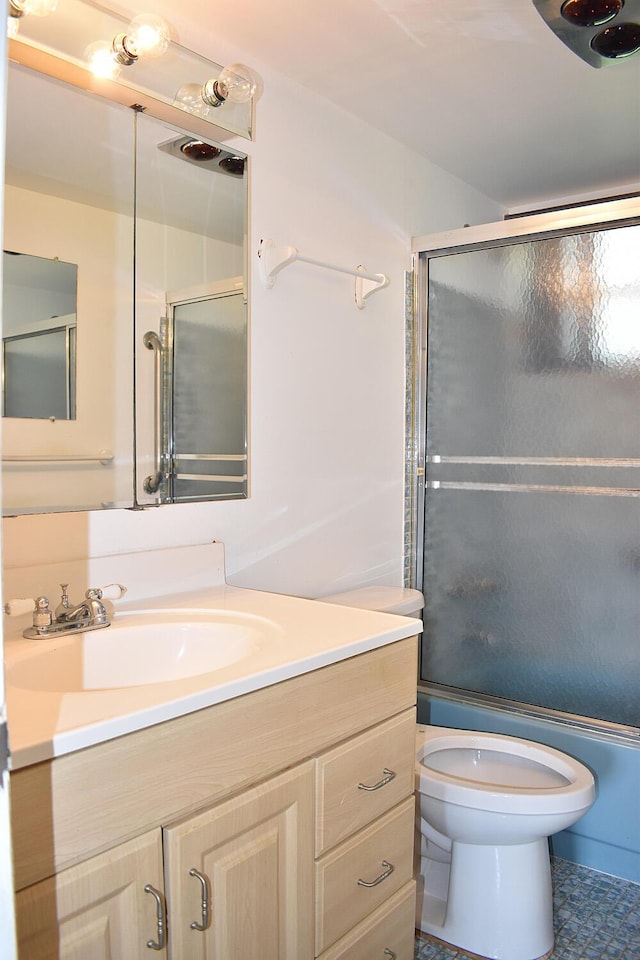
left=5, top=582, right=421, bottom=770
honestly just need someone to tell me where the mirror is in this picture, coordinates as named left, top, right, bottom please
left=3, top=58, right=248, bottom=515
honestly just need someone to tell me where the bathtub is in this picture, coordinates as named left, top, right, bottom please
left=418, top=688, right=640, bottom=884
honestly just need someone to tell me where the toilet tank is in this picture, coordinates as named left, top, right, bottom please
left=320, top=586, right=424, bottom=620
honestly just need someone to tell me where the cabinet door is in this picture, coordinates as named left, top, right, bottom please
left=164, top=762, right=314, bottom=960
left=15, top=830, right=165, bottom=960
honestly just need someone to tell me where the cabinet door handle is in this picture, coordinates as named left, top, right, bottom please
left=357, top=860, right=394, bottom=887
left=143, top=884, right=167, bottom=951
left=189, top=867, right=211, bottom=931
left=357, top=768, right=396, bottom=791
left=383, top=950, right=397, bottom=959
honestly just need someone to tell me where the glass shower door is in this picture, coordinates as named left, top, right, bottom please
left=420, top=223, right=640, bottom=729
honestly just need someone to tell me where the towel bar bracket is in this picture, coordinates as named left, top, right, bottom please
left=257, top=238, right=389, bottom=309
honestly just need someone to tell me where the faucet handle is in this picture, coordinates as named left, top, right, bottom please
left=4, top=596, right=53, bottom=630
left=4, top=597, right=36, bottom=617
left=89, top=583, right=127, bottom=601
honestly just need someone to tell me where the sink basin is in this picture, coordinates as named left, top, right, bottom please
left=8, top=609, right=278, bottom=692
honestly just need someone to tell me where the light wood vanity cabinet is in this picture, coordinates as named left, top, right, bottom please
left=11, top=637, right=418, bottom=960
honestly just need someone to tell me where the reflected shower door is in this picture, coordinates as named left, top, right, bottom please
left=170, top=290, right=247, bottom=501
left=420, top=224, right=640, bottom=728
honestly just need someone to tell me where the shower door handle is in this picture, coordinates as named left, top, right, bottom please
left=143, top=331, right=165, bottom=495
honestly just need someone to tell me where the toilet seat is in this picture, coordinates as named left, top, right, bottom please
left=417, top=726, right=595, bottom=815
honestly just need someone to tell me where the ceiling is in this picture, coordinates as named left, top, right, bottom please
left=170, top=0, right=640, bottom=211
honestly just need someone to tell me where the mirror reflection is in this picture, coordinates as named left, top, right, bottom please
left=133, top=109, right=248, bottom=506
left=2, top=251, right=77, bottom=421
left=3, top=59, right=249, bottom=516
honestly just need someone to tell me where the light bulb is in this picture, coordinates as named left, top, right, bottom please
left=126, top=13, right=170, bottom=58
left=113, top=13, right=170, bottom=66
left=175, top=82, right=210, bottom=117
left=201, top=63, right=257, bottom=108
left=86, top=40, right=121, bottom=79
left=217, top=63, right=256, bottom=103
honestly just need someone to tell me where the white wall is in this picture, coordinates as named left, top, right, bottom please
left=2, top=24, right=502, bottom=599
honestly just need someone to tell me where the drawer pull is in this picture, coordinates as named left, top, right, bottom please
left=143, top=884, right=167, bottom=951
left=189, top=867, right=211, bottom=931
left=357, top=768, right=396, bottom=791
left=357, top=860, right=394, bottom=887
left=384, top=951, right=397, bottom=959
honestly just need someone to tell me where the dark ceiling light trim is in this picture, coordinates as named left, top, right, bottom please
left=158, top=136, right=247, bottom=177
left=561, top=0, right=623, bottom=27
left=533, top=0, right=640, bottom=66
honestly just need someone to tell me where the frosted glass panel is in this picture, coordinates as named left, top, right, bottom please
left=171, top=292, right=247, bottom=501
left=421, top=224, right=640, bottom=728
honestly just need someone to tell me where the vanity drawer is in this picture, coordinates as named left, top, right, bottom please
left=315, top=797, right=415, bottom=955
left=317, top=881, right=416, bottom=960
left=315, top=709, right=415, bottom=855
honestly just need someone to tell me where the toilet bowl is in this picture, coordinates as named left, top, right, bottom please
left=416, top=724, right=596, bottom=960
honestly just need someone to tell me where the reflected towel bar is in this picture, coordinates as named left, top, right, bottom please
left=3, top=451, right=113, bottom=464
left=257, top=237, right=389, bottom=309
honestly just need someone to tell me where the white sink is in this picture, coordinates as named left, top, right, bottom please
left=8, top=609, right=279, bottom=692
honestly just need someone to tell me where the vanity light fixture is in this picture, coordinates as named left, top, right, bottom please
left=533, top=0, right=640, bottom=65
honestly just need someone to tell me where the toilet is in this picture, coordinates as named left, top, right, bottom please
left=416, top=724, right=595, bottom=960
left=321, top=586, right=597, bottom=960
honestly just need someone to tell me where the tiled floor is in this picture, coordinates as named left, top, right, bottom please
left=414, top=857, right=640, bottom=960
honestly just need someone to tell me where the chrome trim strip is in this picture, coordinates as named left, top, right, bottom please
left=176, top=453, right=247, bottom=461
left=427, top=481, right=640, bottom=497
left=418, top=683, right=640, bottom=745
left=174, top=473, right=247, bottom=483
left=428, top=456, right=640, bottom=468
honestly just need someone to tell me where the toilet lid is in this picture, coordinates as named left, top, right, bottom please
left=423, top=746, right=570, bottom=789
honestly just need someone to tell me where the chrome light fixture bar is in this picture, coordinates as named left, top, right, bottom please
left=533, top=0, right=640, bottom=66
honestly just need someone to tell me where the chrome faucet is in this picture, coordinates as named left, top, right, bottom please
left=4, top=583, right=127, bottom=639
left=55, top=588, right=110, bottom=628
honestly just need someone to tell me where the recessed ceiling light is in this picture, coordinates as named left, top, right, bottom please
left=561, top=0, right=623, bottom=27
left=533, top=0, right=640, bottom=66
left=591, top=20, right=640, bottom=55
left=218, top=156, right=245, bottom=176
left=180, top=140, right=222, bottom=162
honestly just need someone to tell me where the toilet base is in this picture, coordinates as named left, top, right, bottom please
left=417, top=838, right=554, bottom=960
